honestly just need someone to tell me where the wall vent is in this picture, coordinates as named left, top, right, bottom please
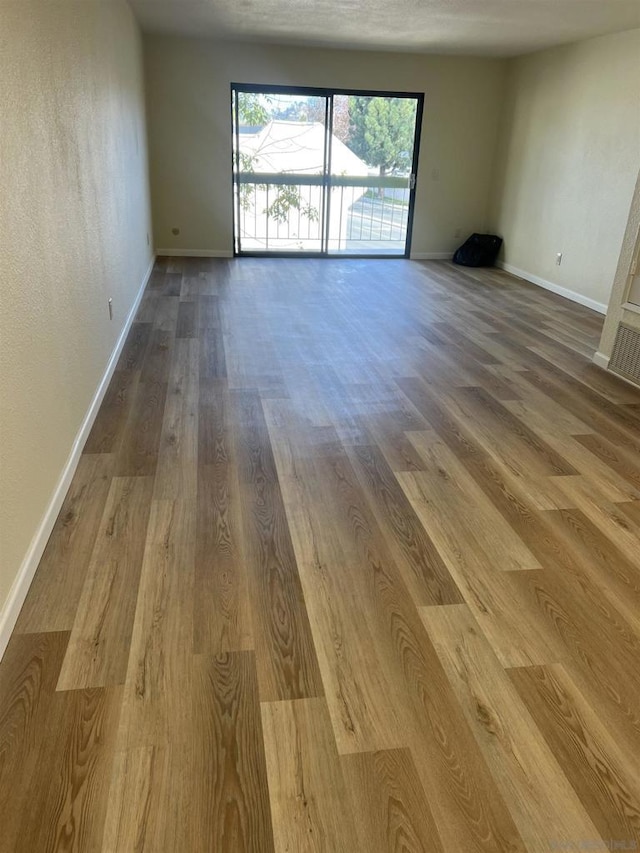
left=610, top=324, right=640, bottom=385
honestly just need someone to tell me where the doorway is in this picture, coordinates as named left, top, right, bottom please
left=231, top=84, right=424, bottom=258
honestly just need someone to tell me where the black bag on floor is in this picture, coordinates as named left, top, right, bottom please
left=452, top=233, right=502, bottom=267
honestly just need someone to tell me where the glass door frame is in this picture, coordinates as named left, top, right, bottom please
left=231, top=83, right=425, bottom=259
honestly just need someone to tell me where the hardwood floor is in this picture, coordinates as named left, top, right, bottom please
left=2, top=257, right=640, bottom=852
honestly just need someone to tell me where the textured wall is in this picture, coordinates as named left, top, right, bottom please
left=144, top=36, right=506, bottom=256
left=490, top=30, right=640, bottom=308
left=0, top=2, right=153, bottom=611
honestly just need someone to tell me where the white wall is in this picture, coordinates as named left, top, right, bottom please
left=0, top=2, right=153, bottom=634
left=144, top=36, right=507, bottom=256
left=490, top=29, right=640, bottom=312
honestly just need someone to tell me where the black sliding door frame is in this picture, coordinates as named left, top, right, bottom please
left=231, top=83, right=424, bottom=259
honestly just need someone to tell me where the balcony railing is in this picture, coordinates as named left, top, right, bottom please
left=234, top=172, right=410, bottom=253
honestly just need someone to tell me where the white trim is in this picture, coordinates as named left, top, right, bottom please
left=604, top=364, right=640, bottom=391
left=156, top=248, right=233, bottom=258
left=497, top=261, right=607, bottom=315
left=0, top=254, right=156, bottom=662
left=595, top=348, right=640, bottom=391
left=592, top=350, right=610, bottom=369
left=162, top=249, right=449, bottom=261
left=622, top=301, right=640, bottom=316
left=410, top=252, right=453, bottom=260
left=607, top=367, right=640, bottom=391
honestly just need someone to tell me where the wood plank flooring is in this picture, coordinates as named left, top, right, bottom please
left=3, top=257, right=640, bottom=852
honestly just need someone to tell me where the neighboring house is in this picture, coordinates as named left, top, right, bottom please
left=237, top=120, right=372, bottom=251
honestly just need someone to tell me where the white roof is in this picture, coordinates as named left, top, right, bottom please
left=240, top=121, right=369, bottom=176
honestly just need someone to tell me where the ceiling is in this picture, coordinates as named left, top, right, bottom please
left=129, top=0, right=640, bottom=57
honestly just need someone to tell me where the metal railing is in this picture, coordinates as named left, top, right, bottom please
left=234, top=173, right=410, bottom=253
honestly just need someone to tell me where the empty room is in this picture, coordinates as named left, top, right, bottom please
left=2, top=0, right=640, bottom=850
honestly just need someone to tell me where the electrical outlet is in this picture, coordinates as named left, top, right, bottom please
left=556, top=252, right=563, bottom=266
left=108, top=297, right=113, bottom=320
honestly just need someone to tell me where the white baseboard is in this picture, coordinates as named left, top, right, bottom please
left=497, top=261, right=607, bottom=315
left=0, top=254, right=156, bottom=662
left=594, top=349, right=640, bottom=390
left=156, top=248, right=233, bottom=258
left=592, top=350, right=610, bottom=369
left=162, top=249, right=449, bottom=262
left=410, top=252, right=453, bottom=260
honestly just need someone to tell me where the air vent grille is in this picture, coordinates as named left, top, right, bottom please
left=610, top=323, right=640, bottom=385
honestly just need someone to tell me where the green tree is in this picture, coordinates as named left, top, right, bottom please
left=348, top=97, right=416, bottom=177
left=234, top=91, right=320, bottom=238
left=235, top=93, right=270, bottom=211
left=237, top=92, right=270, bottom=126
left=264, top=185, right=319, bottom=225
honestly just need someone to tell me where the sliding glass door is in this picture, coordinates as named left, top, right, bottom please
left=232, top=85, right=423, bottom=257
